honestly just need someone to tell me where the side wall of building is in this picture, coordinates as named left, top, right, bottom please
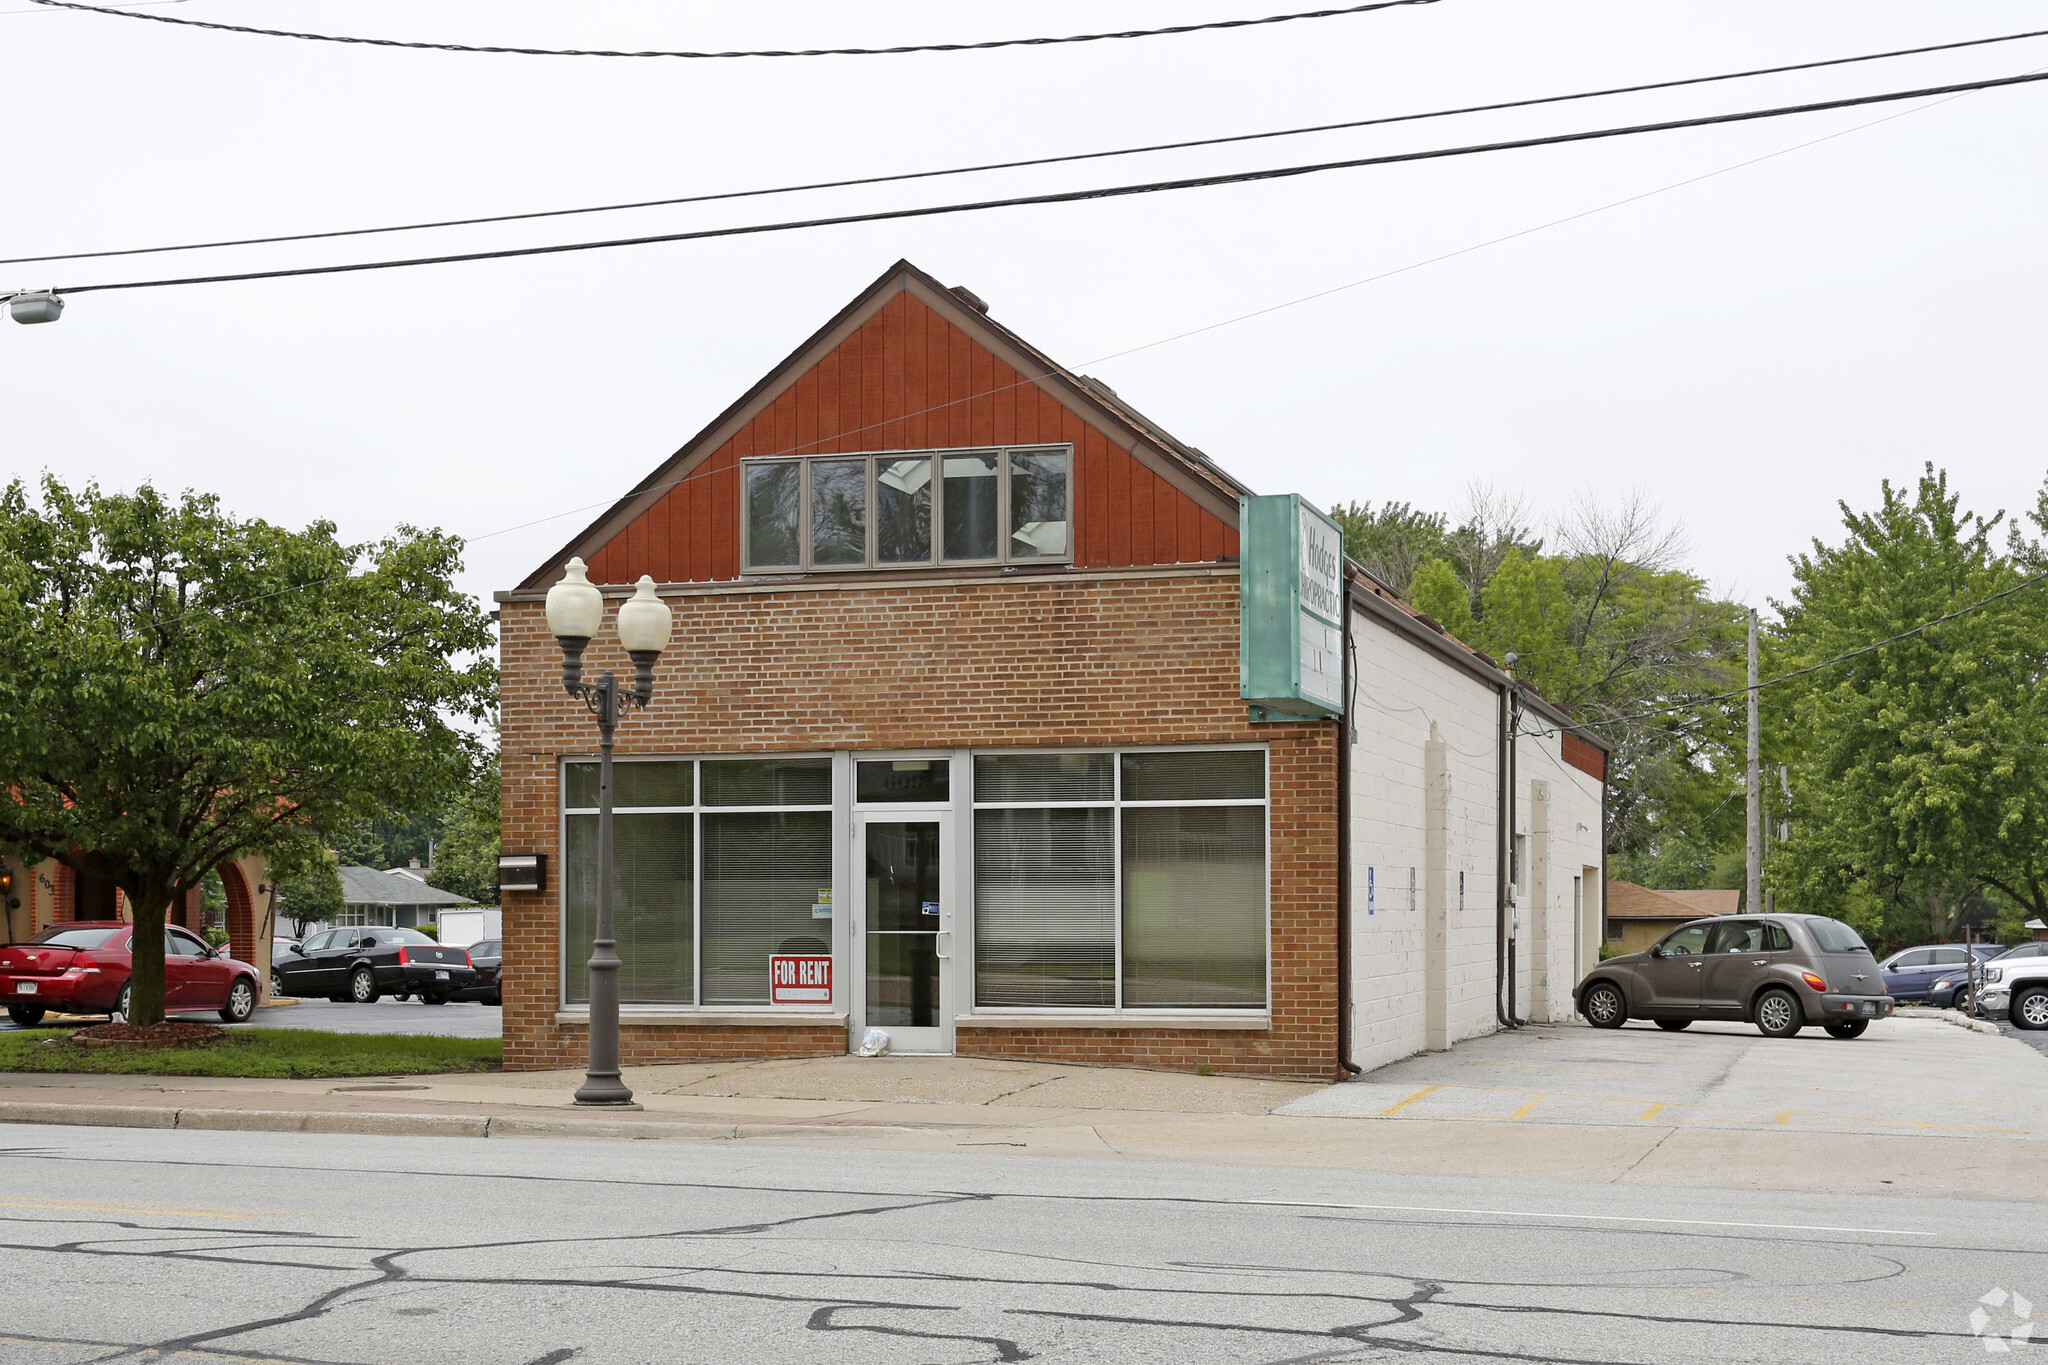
left=1345, top=607, right=1606, bottom=1072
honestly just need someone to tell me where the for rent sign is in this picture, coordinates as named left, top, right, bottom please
left=769, top=954, right=833, bottom=1005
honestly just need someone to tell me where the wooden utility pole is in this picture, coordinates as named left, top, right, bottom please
left=1746, top=608, right=1762, bottom=915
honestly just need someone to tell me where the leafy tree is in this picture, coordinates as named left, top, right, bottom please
left=1329, top=501, right=1450, bottom=596
left=428, top=752, right=501, bottom=908
left=1408, top=557, right=1472, bottom=638
left=1770, top=467, right=2048, bottom=934
left=268, top=838, right=347, bottom=938
left=0, top=478, right=495, bottom=1023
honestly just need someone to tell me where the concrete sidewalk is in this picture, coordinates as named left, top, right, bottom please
left=6, top=1017, right=2047, bottom=1200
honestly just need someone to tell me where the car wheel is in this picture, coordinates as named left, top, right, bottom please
left=270, top=969, right=288, bottom=998
left=1952, top=986, right=1973, bottom=1013
left=1582, top=982, right=1626, bottom=1029
left=112, top=983, right=130, bottom=1024
left=218, top=977, right=257, bottom=1024
left=1755, top=987, right=1803, bottom=1038
left=1654, top=1018, right=1691, bottom=1031
left=2013, top=986, right=2048, bottom=1031
left=7, top=1004, right=46, bottom=1027
left=1823, top=1019, right=1868, bottom=1040
left=349, top=966, right=379, bottom=1005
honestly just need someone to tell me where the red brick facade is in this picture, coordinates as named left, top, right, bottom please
left=498, top=568, right=1343, bottom=1080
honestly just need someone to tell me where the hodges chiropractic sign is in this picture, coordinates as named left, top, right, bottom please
left=1239, top=494, right=1346, bottom=721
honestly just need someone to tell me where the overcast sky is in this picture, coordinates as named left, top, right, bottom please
left=5, top=0, right=2045, bottom=619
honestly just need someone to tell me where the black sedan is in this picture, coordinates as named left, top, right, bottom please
left=449, top=939, right=501, bottom=1006
left=271, top=927, right=477, bottom=1005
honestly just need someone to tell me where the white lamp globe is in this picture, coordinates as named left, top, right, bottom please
left=615, top=576, right=673, bottom=654
left=545, top=557, right=604, bottom=640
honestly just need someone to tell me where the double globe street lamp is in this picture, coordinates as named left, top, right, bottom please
left=545, top=557, right=673, bottom=1107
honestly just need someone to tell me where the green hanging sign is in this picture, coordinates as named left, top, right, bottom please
left=1239, top=493, right=1345, bottom=721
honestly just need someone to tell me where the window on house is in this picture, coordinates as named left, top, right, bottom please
left=562, top=757, right=831, bottom=1008
left=741, top=446, right=1072, bottom=572
left=972, top=749, right=1267, bottom=1012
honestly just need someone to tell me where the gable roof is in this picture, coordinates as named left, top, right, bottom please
left=1605, top=881, right=1741, bottom=920
left=520, top=258, right=1248, bottom=590
left=338, top=866, right=475, bottom=909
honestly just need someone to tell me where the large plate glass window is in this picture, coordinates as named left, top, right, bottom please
left=561, top=757, right=832, bottom=1008
left=971, top=748, right=1266, bottom=1012
left=740, top=445, right=1071, bottom=572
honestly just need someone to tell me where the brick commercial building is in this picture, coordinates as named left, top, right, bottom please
left=495, top=261, right=1606, bottom=1080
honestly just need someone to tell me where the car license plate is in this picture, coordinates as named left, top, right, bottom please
left=435, top=970, right=449, bottom=980
left=17, top=982, right=37, bottom=995
left=1861, top=1001, right=1875, bottom=1014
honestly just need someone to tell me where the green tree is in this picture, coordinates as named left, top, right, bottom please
left=1770, top=466, right=2048, bottom=933
left=0, top=478, right=495, bottom=1023
left=1407, top=557, right=1473, bottom=638
left=1329, top=501, right=1449, bottom=596
left=428, top=752, right=501, bottom=907
left=268, top=838, right=347, bottom=938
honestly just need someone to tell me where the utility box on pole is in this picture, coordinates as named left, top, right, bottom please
left=1240, top=494, right=1346, bottom=722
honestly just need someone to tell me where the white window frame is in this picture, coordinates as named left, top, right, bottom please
left=967, top=743, right=1270, bottom=1016
left=739, top=444, right=1074, bottom=574
left=559, top=754, right=837, bottom=1012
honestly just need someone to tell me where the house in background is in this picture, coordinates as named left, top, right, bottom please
left=1603, top=881, right=1741, bottom=954
left=333, top=866, right=474, bottom=931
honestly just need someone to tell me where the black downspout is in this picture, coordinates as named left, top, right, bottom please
left=1506, top=680, right=1524, bottom=1027
left=1496, top=681, right=1513, bottom=1028
left=1335, top=590, right=1361, bottom=1075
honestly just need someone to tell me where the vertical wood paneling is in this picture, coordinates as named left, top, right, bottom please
left=573, top=287, right=1238, bottom=583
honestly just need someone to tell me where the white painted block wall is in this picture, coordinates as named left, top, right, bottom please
left=1345, top=606, right=1606, bottom=1072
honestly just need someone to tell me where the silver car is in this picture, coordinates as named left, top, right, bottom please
left=1577, top=913, right=1894, bottom=1039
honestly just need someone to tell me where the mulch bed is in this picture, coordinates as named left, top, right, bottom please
left=69, top=1021, right=229, bottom=1048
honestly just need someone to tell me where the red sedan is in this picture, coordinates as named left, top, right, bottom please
left=0, top=924, right=261, bottom=1026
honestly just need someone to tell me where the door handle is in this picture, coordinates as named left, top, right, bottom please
left=1689, top=961, right=1702, bottom=968
left=1751, top=959, right=1769, bottom=966
left=936, top=931, right=951, bottom=961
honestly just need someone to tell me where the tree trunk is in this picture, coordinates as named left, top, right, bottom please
left=126, top=888, right=173, bottom=1026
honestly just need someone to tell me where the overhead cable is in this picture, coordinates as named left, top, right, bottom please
left=12, top=24, right=2048, bottom=268
left=45, top=67, right=2048, bottom=298
left=24, top=0, right=1438, bottom=58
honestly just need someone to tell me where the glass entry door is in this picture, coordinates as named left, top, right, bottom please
left=854, top=817, right=952, bottom=1054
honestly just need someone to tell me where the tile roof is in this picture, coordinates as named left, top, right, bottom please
left=338, top=865, right=475, bottom=909
left=1605, top=880, right=1742, bottom=920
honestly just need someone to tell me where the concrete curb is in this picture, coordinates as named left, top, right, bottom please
left=1898, top=1006, right=2004, bottom=1036
left=0, top=1099, right=934, bottom=1144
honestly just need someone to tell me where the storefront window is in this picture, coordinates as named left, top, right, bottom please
left=740, top=446, right=1071, bottom=572
left=561, top=758, right=830, bottom=1008
left=971, top=749, right=1267, bottom=1012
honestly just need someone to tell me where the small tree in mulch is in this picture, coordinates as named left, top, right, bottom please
left=0, top=477, right=495, bottom=1027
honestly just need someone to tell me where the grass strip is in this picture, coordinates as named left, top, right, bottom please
left=0, top=1027, right=499, bottom=1079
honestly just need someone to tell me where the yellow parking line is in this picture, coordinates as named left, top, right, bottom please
left=1639, top=1102, right=1666, bottom=1121
left=1508, top=1096, right=1546, bottom=1119
left=1774, top=1112, right=1792, bottom=1125
left=1378, top=1085, right=1442, bottom=1116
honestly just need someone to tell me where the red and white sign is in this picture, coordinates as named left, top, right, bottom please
left=769, top=954, right=833, bottom=1005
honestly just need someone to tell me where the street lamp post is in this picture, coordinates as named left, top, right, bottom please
left=545, top=557, right=672, bottom=1107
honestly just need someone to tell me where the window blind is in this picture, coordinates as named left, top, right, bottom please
left=700, top=811, right=833, bottom=1005
left=974, top=807, right=1115, bottom=1007
left=563, top=812, right=694, bottom=1005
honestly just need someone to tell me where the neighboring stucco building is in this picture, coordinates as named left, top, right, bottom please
left=1602, top=881, right=1741, bottom=955
left=493, top=260, right=1607, bottom=1079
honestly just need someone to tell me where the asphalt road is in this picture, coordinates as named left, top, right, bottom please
left=0, top=1123, right=2034, bottom=1364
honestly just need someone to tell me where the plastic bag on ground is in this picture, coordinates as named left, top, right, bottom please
left=855, top=1027, right=891, bottom=1057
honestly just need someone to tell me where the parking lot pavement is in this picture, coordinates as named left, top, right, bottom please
left=1998, top=1017, right=2048, bottom=1057
left=2, top=997, right=501, bottom=1039
left=1280, top=1014, right=2048, bottom=1140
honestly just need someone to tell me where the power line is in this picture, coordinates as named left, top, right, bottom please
left=12, top=25, right=2047, bottom=268
left=25, top=0, right=1438, bottom=58
left=77, top=55, right=2012, bottom=630
left=1521, top=571, right=2048, bottom=740
left=40, top=67, right=2048, bottom=299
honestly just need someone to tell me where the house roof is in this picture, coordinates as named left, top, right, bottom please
left=1605, top=881, right=1741, bottom=921
left=338, top=866, right=475, bottom=909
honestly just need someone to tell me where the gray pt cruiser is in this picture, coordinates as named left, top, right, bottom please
left=1577, top=913, right=1894, bottom=1039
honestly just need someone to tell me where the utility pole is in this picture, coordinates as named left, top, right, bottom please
left=1746, top=608, right=1762, bottom=915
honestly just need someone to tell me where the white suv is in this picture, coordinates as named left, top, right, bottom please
left=1980, top=953, right=2048, bottom=1030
